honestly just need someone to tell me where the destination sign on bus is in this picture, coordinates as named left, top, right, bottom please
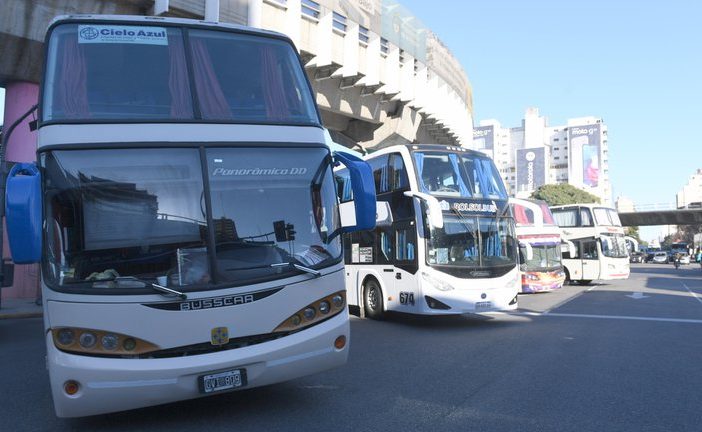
left=78, top=25, right=168, bottom=45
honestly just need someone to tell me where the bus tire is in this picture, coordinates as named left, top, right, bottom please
left=363, top=278, right=385, bottom=320
left=564, top=268, right=571, bottom=285
left=576, top=280, right=592, bottom=286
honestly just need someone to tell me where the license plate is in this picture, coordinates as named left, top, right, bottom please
left=475, top=301, right=492, bottom=311
left=199, top=369, right=247, bottom=394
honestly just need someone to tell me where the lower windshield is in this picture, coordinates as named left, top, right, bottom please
left=601, top=233, right=628, bottom=258
left=426, top=214, right=517, bottom=268
left=521, top=244, right=562, bottom=271
left=41, top=147, right=340, bottom=291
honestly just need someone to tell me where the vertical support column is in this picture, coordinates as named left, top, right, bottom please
left=2, top=81, right=40, bottom=301
left=285, top=0, right=302, bottom=50
left=248, top=0, right=263, bottom=28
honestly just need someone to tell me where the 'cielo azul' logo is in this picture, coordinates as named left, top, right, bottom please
left=79, top=26, right=99, bottom=40
left=525, top=151, right=536, bottom=162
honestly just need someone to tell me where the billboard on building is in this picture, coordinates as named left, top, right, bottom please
left=568, top=124, right=601, bottom=189
left=473, top=126, right=494, bottom=151
left=516, top=147, right=546, bottom=194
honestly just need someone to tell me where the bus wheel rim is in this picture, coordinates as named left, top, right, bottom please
left=367, top=286, right=378, bottom=309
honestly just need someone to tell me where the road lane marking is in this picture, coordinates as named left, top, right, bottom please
left=682, top=283, right=702, bottom=306
left=541, top=285, right=591, bottom=314
left=506, top=311, right=702, bottom=324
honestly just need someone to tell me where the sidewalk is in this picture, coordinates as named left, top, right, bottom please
left=0, top=297, right=43, bottom=319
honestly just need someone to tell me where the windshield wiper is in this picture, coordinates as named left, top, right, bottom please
left=271, top=261, right=321, bottom=277
left=114, top=276, right=188, bottom=300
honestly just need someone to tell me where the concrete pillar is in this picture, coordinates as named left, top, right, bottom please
left=2, top=81, right=40, bottom=301
left=248, top=0, right=262, bottom=28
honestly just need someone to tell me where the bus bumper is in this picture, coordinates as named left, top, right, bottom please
left=420, top=278, right=520, bottom=314
left=46, top=312, right=349, bottom=418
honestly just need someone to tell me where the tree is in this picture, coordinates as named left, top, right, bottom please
left=530, top=184, right=601, bottom=206
left=625, top=226, right=642, bottom=243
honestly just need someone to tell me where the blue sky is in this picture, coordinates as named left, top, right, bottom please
left=397, top=0, right=702, bottom=240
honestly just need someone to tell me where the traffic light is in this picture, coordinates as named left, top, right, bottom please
left=273, top=220, right=296, bottom=242
left=285, top=223, right=296, bottom=241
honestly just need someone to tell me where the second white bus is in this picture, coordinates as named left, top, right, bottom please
left=551, top=204, right=630, bottom=284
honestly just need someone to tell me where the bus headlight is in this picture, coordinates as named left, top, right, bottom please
left=51, top=328, right=159, bottom=356
left=523, top=273, right=539, bottom=281
left=274, top=291, right=346, bottom=332
left=421, top=272, right=454, bottom=291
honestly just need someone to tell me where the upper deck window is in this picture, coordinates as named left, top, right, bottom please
left=42, top=23, right=318, bottom=125
left=413, top=151, right=507, bottom=200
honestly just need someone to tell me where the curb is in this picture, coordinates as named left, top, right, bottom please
left=0, top=311, right=43, bottom=320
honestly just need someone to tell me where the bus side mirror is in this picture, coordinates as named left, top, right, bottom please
left=5, top=162, right=43, bottom=264
left=333, top=152, right=376, bottom=232
left=403, top=191, right=443, bottom=229
left=375, top=201, right=393, bottom=227
left=566, top=240, right=576, bottom=258
left=520, top=242, right=534, bottom=261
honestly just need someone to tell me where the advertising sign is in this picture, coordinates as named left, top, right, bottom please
left=516, top=147, right=546, bottom=194
left=473, top=126, right=495, bottom=151
left=568, top=124, right=601, bottom=189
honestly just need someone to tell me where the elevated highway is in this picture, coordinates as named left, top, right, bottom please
left=619, top=209, right=702, bottom=226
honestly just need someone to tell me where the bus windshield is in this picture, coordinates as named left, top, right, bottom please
left=426, top=215, right=516, bottom=268
left=521, top=243, right=562, bottom=271
left=600, top=233, right=628, bottom=258
left=412, top=151, right=507, bottom=199
left=42, top=23, right=318, bottom=124
left=42, top=147, right=341, bottom=291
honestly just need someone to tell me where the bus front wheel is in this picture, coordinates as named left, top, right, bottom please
left=363, top=278, right=385, bottom=320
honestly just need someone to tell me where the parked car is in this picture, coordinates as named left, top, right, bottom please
left=679, top=254, right=691, bottom=265
left=629, top=251, right=645, bottom=263
left=652, top=252, right=669, bottom=264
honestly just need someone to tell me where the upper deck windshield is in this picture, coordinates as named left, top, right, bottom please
left=41, top=146, right=341, bottom=292
left=412, top=150, right=507, bottom=199
left=593, top=208, right=622, bottom=226
left=42, top=23, right=318, bottom=125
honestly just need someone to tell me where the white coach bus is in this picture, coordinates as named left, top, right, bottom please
left=550, top=204, right=630, bottom=284
left=1, top=15, right=376, bottom=417
left=336, top=144, right=520, bottom=319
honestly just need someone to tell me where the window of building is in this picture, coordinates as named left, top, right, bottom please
left=399, top=49, right=405, bottom=65
left=358, top=25, right=369, bottom=45
left=554, top=157, right=560, bottom=160
left=301, top=0, right=321, bottom=20
left=380, top=37, right=389, bottom=56
left=332, top=12, right=347, bottom=34
left=554, top=138, right=559, bottom=141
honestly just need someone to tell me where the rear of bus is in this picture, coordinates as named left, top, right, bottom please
left=4, top=15, right=374, bottom=417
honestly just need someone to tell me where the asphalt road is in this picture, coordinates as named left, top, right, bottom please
left=2, top=263, right=702, bottom=431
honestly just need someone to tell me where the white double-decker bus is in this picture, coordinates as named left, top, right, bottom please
left=551, top=204, right=630, bottom=285
left=1, top=15, right=376, bottom=417
left=510, top=198, right=567, bottom=293
left=336, top=144, right=520, bottom=319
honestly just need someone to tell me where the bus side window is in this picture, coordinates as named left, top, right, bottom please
left=580, top=208, right=594, bottom=227
left=565, top=240, right=580, bottom=259
left=368, top=155, right=390, bottom=194
left=379, top=230, right=393, bottom=263
left=582, top=240, right=598, bottom=259
left=390, top=154, right=409, bottom=191
left=395, top=228, right=416, bottom=261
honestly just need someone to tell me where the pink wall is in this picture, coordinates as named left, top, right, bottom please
left=2, top=81, right=40, bottom=300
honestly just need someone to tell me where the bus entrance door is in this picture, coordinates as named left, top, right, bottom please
left=581, top=239, right=601, bottom=281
